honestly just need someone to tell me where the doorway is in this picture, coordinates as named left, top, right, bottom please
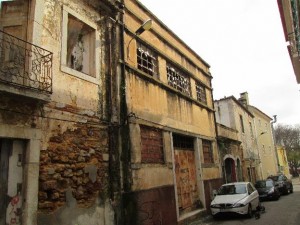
left=0, top=139, right=25, bottom=225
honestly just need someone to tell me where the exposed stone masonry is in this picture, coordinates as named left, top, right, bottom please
left=39, top=123, right=109, bottom=212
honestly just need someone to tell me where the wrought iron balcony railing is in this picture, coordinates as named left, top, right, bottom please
left=0, top=30, right=53, bottom=93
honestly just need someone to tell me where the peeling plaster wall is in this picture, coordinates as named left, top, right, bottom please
left=35, top=0, right=116, bottom=224
left=0, top=0, right=119, bottom=224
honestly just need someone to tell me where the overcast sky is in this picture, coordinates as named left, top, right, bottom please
left=140, top=0, right=300, bottom=126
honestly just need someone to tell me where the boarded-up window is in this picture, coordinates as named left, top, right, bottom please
left=203, top=140, right=213, bottom=163
left=141, top=126, right=164, bottom=164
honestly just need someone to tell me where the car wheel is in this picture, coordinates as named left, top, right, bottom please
left=290, top=187, right=293, bottom=193
left=247, top=204, right=253, bottom=218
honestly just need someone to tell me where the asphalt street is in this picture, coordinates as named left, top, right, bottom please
left=190, top=178, right=300, bottom=225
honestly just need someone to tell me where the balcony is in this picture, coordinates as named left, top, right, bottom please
left=0, top=30, right=53, bottom=101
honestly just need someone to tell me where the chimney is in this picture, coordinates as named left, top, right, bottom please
left=239, top=92, right=249, bottom=107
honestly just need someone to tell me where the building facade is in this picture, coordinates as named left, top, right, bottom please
left=214, top=95, right=261, bottom=183
left=0, top=0, right=121, bottom=225
left=120, top=0, right=222, bottom=224
left=216, top=123, right=243, bottom=184
left=247, top=105, right=278, bottom=179
left=277, top=0, right=300, bottom=84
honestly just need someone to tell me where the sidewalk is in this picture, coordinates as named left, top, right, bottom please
left=188, top=214, right=212, bottom=225
left=292, top=177, right=300, bottom=185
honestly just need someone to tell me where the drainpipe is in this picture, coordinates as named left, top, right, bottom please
left=271, top=115, right=280, bottom=174
left=106, top=16, right=116, bottom=202
left=210, top=81, right=222, bottom=180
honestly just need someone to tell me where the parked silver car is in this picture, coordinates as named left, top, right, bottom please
left=210, top=182, right=260, bottom=218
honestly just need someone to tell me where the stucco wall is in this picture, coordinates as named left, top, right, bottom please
left=0, top=0, right=118, bottom=224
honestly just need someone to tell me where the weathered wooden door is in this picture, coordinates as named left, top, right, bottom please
left=0, top=139, right=24, bottom=225
left=174, top=149, right=198, bottom=212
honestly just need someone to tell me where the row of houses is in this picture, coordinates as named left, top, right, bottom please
left=0, top=0, right=287, bottom=225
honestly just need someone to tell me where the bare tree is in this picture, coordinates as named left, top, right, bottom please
left=274, top=124, right=300, bottom=176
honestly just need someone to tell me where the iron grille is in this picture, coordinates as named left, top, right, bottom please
left=137, top=42, right=158, bottom=77
left=0, top=30, right=53, bottom=93
left=167, top=64, right=191, bottom=96
left=196, top=82, right=207, bottom=104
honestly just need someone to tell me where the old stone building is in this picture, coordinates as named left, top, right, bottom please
left=216, top=123, right=243, bottom=183
left=119, top=0, right=222, bottom=224
left=0, top=0, right=121, bottom=224
left=214, top=95, right=262, bottom=183
left=1, top=0, right=224, bottom=224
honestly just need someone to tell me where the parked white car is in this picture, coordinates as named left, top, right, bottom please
left=210, top=182, right=260, bottom=218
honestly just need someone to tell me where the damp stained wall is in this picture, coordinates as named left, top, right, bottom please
left=123, top=0, right=219, bottom=192
left=0, top=0, right=119, bottom=224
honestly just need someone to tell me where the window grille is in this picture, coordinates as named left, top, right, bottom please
left=173, top=134, right=194, bottom=150
left=196, top=82, right=207, bottom=104
left=167, top=64, right=191, bottom=96
left=137, top=42, right=157, bottom=77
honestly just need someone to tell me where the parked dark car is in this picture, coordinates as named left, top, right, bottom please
left=255, top=179, right=280, bottom=201
left=267, top=174, right=293, bottom=195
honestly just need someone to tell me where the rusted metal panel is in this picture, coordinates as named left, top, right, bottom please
left=123, top=185, right=177, bottom=225
left=174, top=149, right=198, bottom=212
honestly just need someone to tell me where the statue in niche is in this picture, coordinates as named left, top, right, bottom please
left=70, top=33, right=84, bottom=72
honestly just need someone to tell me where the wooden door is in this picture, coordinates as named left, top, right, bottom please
left=174, top=149, right=198, bottom=211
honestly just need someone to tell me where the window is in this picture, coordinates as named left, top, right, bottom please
left=196, top=82, right=207, bottom=104
left=166, top=64, right=191, bottom=96
left=137, top=42, right=158, bottom=77
left=202, top=140, right=213, bottom=163
left=140, top=126, right=164, bottom=164
left=239, top=115, right=245, bottom=133
left=173, top=134, right=194, bottom=149
left=249, top=122, right=253, bottom=137
left=61, top=6, right=100, bottom=83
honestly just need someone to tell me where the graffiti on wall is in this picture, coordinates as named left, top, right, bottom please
left=123, top=186, right=177, bottom=225
left=138, top=200, right=162, bottom=225
left=6, top=194, right=22, bottom=225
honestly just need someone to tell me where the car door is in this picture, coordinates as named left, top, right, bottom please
left=282, top=175, right=291, bottom=189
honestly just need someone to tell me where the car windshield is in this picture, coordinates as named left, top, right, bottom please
left=218, top=184, right=247, bottom=195
left=255, top=180, right=273, bottom=188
